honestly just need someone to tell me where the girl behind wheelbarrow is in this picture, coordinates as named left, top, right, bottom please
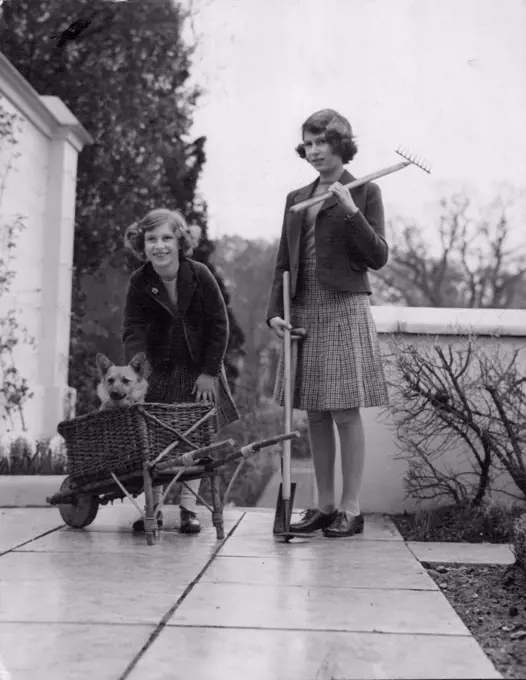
left=267, top=109, right=389, bottom=538
left=123, top=208, right=239, bottom=534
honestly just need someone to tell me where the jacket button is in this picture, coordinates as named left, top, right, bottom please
left=325, top=263, right=332, bottom=269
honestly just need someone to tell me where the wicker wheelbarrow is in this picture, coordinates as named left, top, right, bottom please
left=46, top=402, right=299, bottom=546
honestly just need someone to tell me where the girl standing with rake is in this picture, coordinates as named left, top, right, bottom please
left=267, top=109, right=389, bottom=537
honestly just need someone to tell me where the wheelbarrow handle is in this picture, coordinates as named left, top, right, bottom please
left=248, top=431, right=300, bottom=452
left=152, top=439, right=236, bottom=473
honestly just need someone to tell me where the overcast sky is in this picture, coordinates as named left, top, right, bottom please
left=187, top=0, right=526, bottom=242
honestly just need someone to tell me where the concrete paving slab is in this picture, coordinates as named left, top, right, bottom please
left=52, top=500, right=244, bottom=534
left=13, top=507, right=244, bottom=557
left=0, top=576, right=187, bottom=624
left=361, top=513, right=403, bottom=540
left=220, top=531, right=413, bottom=560
left=128, top=627, right=501, bottom=680
left=0, top=506, right=502, bottom=680
left=168, top=582, right=468, bottom=635
left=0, top=508, right=63, bottom=554
left=408, top=541, right=515, bottom=565
left=236, top=511, right=403, bottom=541
left=202, top=554, right=437, bottom=591
left=0, top=549, right=213, bottom=584
left=13, top=526, right=222, bottom=557
left=0, top=622, right=153, bottom=680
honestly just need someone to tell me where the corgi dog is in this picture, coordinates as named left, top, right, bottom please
left=96, top=352, right=149, bottom=411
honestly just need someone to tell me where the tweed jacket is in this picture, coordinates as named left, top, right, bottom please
left=266, top=169, right=388, bottom=323
left=122, top=258, right=229, bottom=377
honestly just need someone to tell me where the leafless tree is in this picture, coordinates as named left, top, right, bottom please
left=372, top=190, right=526, bottom=308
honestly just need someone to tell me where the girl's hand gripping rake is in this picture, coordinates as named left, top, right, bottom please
left=289, top=147, right=432, bottom=214
left=273, top=271, right=309, bottom=542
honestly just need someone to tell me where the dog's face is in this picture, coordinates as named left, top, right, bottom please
left=96, top=353, right=148, bottom=410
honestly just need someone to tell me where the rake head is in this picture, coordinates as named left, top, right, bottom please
left=395, top=146, right=432, bottom=174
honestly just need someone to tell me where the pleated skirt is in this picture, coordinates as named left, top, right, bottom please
left=274, top=256, right=389, bottom=411
left=147, top=364, right=239, bottom=431
left=144, top=311, right=239, bottom=430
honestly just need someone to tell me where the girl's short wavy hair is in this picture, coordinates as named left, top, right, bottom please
left=125, top=208, right=202, bottom=261
left=295, top=109, right=358, bottom=164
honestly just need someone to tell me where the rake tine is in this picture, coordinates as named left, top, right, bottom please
left=396, top=146, right=432, bottom=174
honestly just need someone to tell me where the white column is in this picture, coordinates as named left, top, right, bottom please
left=38, top=132, right=79, bottom=436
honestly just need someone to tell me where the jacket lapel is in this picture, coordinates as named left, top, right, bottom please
left=141, top=259, right=197, bottom=317
left=286, top=168, right=356, bottom=253
left=143, top=266, right=174, bottom=317
left=317, top=169, right=355, bottom=215
left=176, top=259, right=197, bottom=317
left=288, top=180, right=316, bottom=246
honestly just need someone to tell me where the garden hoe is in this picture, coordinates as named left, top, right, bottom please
left=273, top=271, right=313, bottom=542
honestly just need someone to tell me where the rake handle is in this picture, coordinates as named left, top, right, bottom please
left=289, top=160, right=411, bottom=214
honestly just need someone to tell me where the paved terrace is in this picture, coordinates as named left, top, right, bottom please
left=0, top=506, right=501, bottom=680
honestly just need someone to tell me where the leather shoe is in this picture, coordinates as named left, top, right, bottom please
left=289, top=508, right=337, bottom=534
left=323, top=511, right=364, bottom=538
left=180, top=508, right=201, bottom=534
left=132, top=510, right=163, bottom=533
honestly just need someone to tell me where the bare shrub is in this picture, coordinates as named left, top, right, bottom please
left=387, top=332, right=526, bottom=507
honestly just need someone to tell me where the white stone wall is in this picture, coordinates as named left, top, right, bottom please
left=348, top=308, right=526, bottom=513
left=0, top=54, right=92, bottom=438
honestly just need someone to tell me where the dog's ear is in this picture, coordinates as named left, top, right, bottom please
left=96, top=353, right=113, bottom=376
left=129, top=352, right=146, bottom=376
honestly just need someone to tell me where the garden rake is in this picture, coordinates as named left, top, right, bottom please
left=289, top=146, right=432, bottom=214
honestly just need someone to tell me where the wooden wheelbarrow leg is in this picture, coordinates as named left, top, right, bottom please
left=143, top=462, right=157, bottom=546
left=210, top=473, right=224, bottom=540
left=140, top=415, right=227, bottom=542
left=179, top=472, right=224, bottom=539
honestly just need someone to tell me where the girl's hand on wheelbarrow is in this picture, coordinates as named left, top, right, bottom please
left=192, top=373, right=216, bottom=404
left=269, top=316, right=292, bottom=339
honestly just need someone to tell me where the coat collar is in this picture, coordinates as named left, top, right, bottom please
left=134, top=257, right=197, bottom=317
left=288, top=168, right=355, bottom=238
left=293, top=168, right=355, bottom=210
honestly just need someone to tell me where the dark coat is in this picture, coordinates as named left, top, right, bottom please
left=266, top=168, right=388, bottom=322
left=122, top=258, right=228, bottom=377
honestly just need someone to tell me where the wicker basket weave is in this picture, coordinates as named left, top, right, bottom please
left=57, top=403, right=217, bottom=486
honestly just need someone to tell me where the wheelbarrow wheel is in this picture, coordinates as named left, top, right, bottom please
left=58, top=477, right=99, bottom=528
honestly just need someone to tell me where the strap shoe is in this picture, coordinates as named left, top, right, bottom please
left=289, top=508, right=338, bottom=533
left=323, top=511, right=364, bottom=538
left=180, top=507, right=201, bottom=534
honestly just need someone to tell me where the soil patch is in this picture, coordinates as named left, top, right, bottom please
left=425, top=562, right=526, bottom=679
